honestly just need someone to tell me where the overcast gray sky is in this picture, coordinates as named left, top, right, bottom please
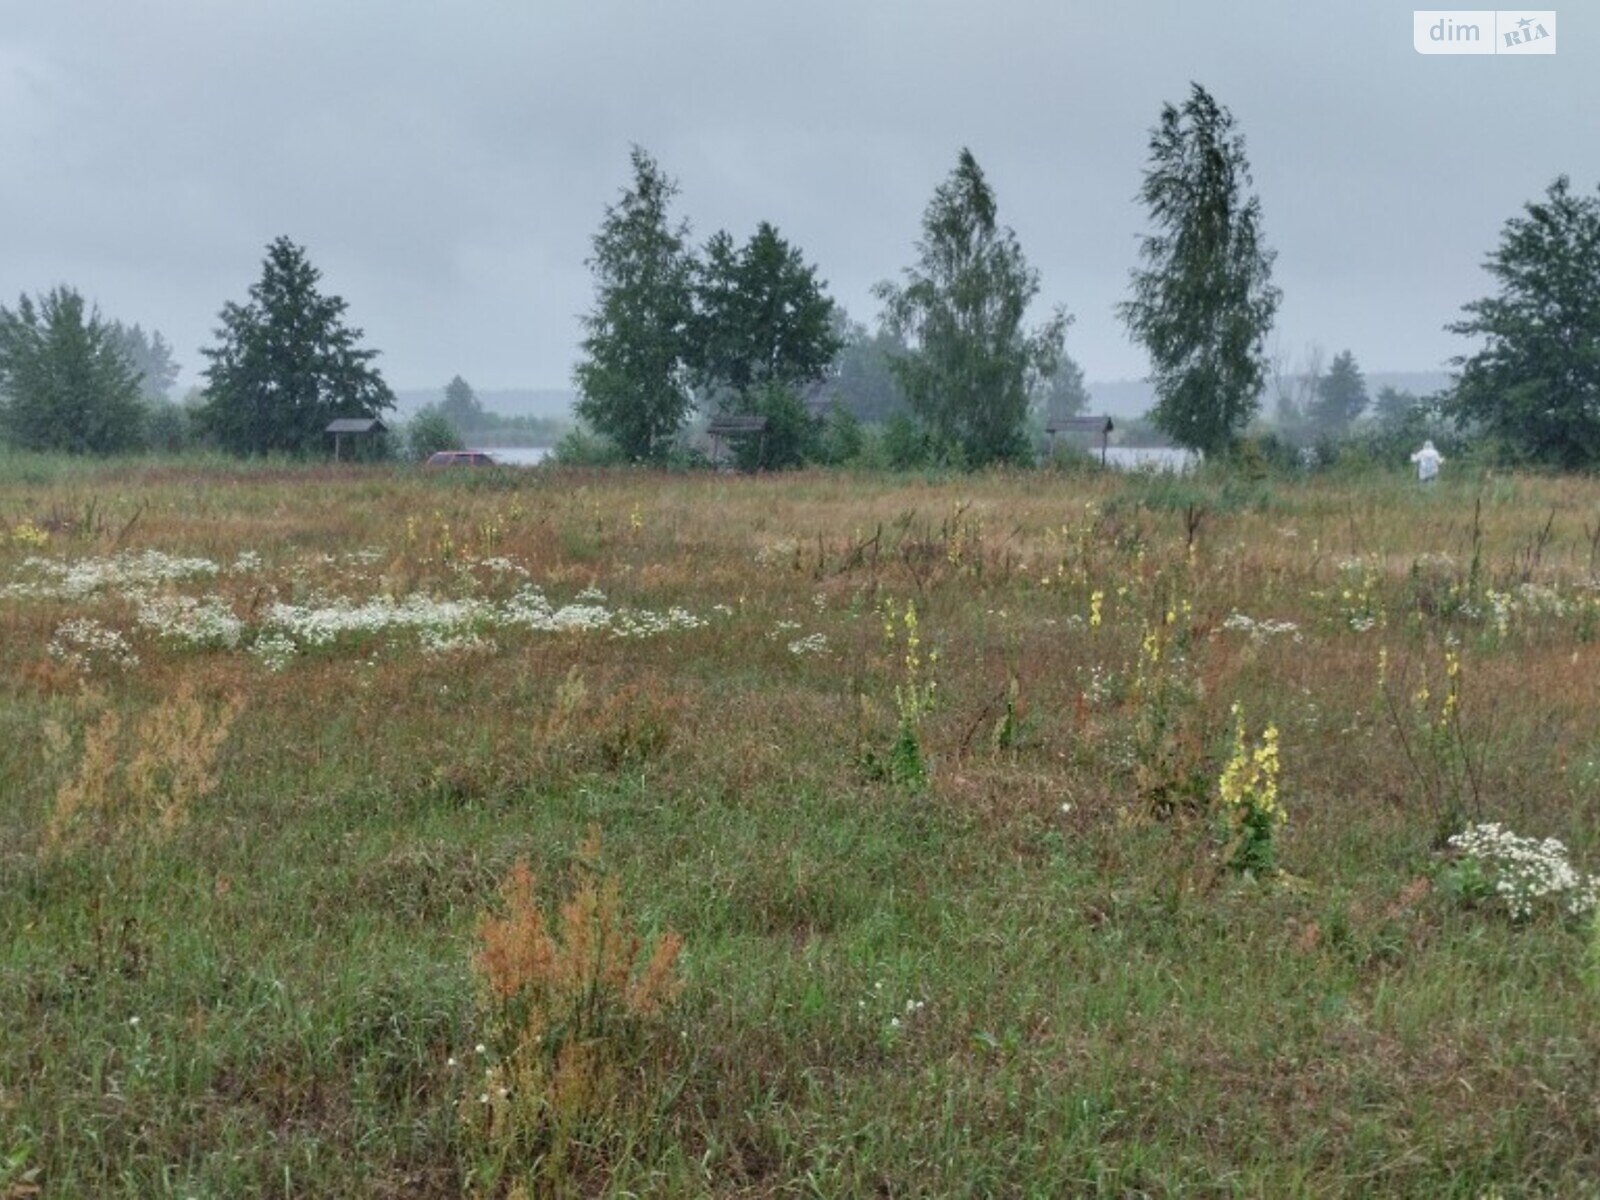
left=3, top=1, right=1594, bottom=394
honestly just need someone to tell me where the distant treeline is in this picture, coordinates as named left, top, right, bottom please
left=4, top=81, right=1597, bottom=470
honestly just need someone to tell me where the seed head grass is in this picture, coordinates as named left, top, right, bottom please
left=6, top=455, right=1600, bottom=1193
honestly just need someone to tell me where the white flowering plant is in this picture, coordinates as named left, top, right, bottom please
left=1445, top=823, right=1600, bottom=921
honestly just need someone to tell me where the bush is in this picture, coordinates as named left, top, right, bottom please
left=883, top=412, right=933, bottom=470
left=405, top=406, right=463, bottom=462
left=729, top=383, right=821, bottom=471
left=552, top=426, right=625, bottom=467
left=1040, top=439, right=1103, bottom=474
left=817, top=403, right=864, bottom=466
left=143, top=401, right=192, bottom=453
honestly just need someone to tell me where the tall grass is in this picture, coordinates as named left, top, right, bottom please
left=5, top=455, right=1600, bottom=1194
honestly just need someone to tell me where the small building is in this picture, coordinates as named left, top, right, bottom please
left=706, top=414, right=769, bottom=469
left=326, top=417, right=388, bottom=461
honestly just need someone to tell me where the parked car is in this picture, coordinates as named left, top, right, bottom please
left=424, top=450, right=498, bottom=467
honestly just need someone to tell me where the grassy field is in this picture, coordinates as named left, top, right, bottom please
left=5, top=455, right=1600, bottom=1197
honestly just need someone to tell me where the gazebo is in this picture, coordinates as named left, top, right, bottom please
left=326, top=417, right=387, bottom=461
left=1045, top=414, right=1115, bottom=465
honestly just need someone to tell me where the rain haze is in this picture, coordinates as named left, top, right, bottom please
left=3, top=0, right=1593, bottom=406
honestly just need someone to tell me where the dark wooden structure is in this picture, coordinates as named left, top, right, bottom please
left=1045, top=414, right=1115, bottom=465
left=707, top=414, right=768, bottom=469
left=327, top=417, right=387, bottom=461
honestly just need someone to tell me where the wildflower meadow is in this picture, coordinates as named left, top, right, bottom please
left=6, top=454, right=1600, bottom=1195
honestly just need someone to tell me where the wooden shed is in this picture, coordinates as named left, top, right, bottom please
left=326, top=417, right=388, bottom=461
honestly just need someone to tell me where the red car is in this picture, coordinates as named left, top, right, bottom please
left=425, top=451, right=499, bottom=467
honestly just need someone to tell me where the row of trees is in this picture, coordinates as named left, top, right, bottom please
left=573, top=85, right=1600, bottom=470
left=0, top=238, right=395, bottom=457
left=570, top=86, right=1274, bottom=466
left=573, top=145, right=1081, bottom=468
left=573, top=148, right=846, bottom=468
left=4, top=81, right=1597, bottom=468
left=0, top=291, right=185, bottom=454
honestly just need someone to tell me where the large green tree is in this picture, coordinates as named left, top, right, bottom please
left=876, top=148, right=1066, bottom=468
left=574, top=147, right=696, bottom=462
left=1447, top=176, right=1600, bottom=467
left=198, top=237, right=393, bottom=455
left=691, top=222, right=841, bottom=405
left=1119, top=83, right=1280, bottom=457
left=0, top=288, right=146, bottom=453
left=691, top=222, right=841, bottom=469
left=1308, top=349, right=1368, bottom=435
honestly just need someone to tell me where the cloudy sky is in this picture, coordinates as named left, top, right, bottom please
left=2, top=1, right=1593, bottom=395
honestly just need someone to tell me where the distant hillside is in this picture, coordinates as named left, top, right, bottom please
left=1085, top=371, right=1454, bottom=420
left=393, top=388, right=576, bottom=419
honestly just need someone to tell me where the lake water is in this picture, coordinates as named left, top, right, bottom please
left=1101, top=446, right=1197, bottom=472
left=478, top=445, right=1194, bottom=471
left=481, top=446, right=552, bottom=466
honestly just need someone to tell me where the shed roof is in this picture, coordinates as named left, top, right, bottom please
left=1044, top=415, right=1114, bottom=435
left=326, top=417, right=387, bottom=434
left=707, top=415, right=769, bottom=435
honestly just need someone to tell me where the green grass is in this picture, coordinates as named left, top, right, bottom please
left=5, top=454, right=1600, bottom=1195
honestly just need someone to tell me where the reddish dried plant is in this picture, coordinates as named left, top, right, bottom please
left=465, top=830, right=683, bottom=1190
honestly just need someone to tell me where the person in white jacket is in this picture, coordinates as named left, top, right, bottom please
left=1410, top=439, right=1443, bottom=482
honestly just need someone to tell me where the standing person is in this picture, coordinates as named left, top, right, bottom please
left=1410, top=439, right=1443, bottom=483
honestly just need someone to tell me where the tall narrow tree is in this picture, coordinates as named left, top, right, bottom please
left=440, top=375, right=483, bottom=429
left=198, top=237, right=393, bottom=455
left=1119, top=83, right=1280, bottom=457
left=876, top=148, right=1066, bottom=467
left=574, top=148, right=696, bottom=462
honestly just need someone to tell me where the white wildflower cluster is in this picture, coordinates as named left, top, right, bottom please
left=1081, top=663, right=1115, bottom=706
left=263, top=594, right=491, bottom=648
left=1220, top=612, right=1302, bottom=642
left=48, top=618, right=139, bottom=673
left=1449, top=822, right=1600, bottom=919
left=1460, top=582, right=1579, bottom=635
left=473, top=556, right=530, bottom=578
left=754, top=539, right=798, bottom=567
left=1, top=550, right=223, bottom=600
left=249, top=632, right=298, bottom=672
left=418, top=627, right=498, bottom=656
left=610, top=608, right=706, bottom=638
left=788, top=633, right=829, bottom=656
left=261, top=586, right=704, bottom=657
left=6, top=546, right=715, bottom=670
left=768, top=619, right=802, bottom=639
left=135, top=594, right=245, bottom=648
